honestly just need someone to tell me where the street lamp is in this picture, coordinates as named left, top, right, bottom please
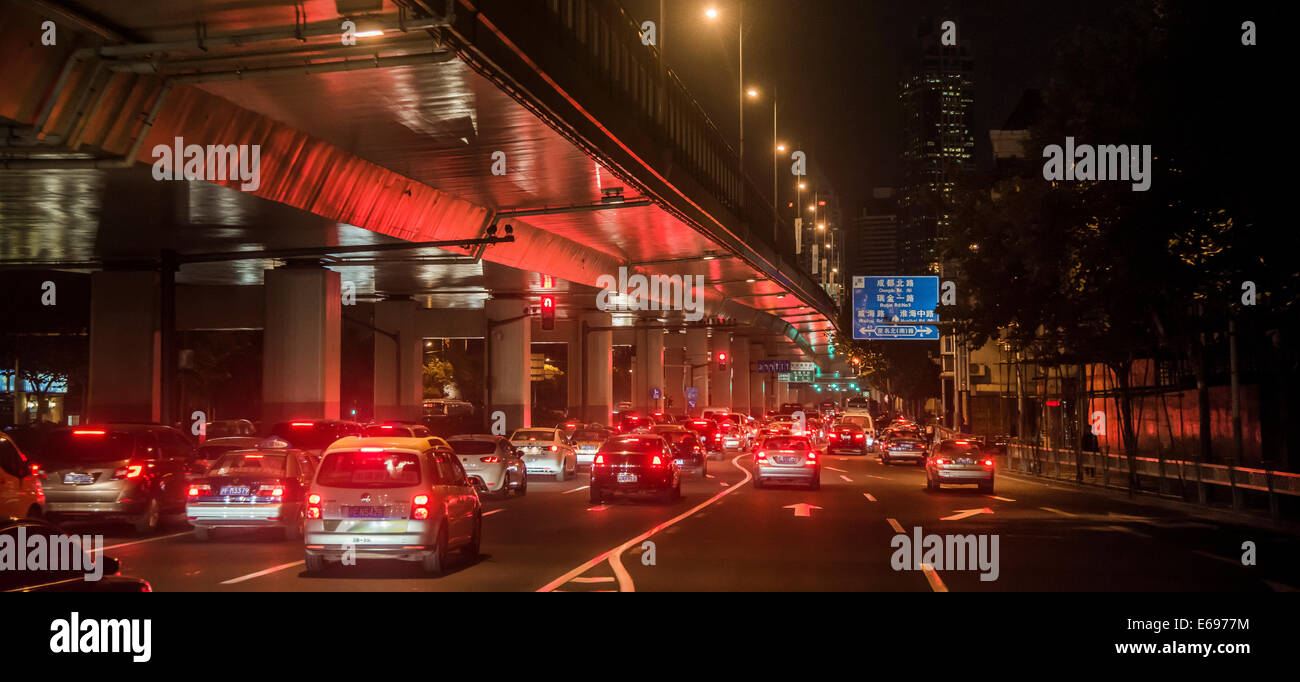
left=707, top=4, right=746, bottom=204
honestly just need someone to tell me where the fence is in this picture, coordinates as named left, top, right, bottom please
left=1006, top=444, right=1299, bottom=519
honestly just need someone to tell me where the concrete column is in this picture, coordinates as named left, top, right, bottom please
left=749, top=342, right=767, bottom=416
left=709, top=333, right=732, bottom=409
left=730, top=340, right=750, bottom=415
left=373, top=298, right=424, bottom=422
left=664, top=335, right=686, bottom=414
left=88, top=271, right=161, bottom=423
left=564, top=320, right=583, bottom=420
left=685, top=328, right=709, bottom=414
left=632, top=327, right=665, bottom=414
left=775, top=380, right=790, bottom=408
left=486, top=297, right=532, bottom=430
left=263, top=266, right=341, bottom=424
left=582, top=312, right=613, bottom=424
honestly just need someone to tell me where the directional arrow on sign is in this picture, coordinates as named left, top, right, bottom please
left=783, top=503, right=823, bottom=518
left=940, top=507, right=993, bottom=521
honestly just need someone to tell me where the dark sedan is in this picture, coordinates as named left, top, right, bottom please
left=590, top=435, right=682, bottom=504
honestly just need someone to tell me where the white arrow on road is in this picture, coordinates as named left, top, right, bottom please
left=940, top=507, right=994, bottom=521
left=784, top=503, right=823, bottom=518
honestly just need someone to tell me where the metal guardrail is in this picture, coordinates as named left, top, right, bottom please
left=1006, top=444, right=1299, bottom=518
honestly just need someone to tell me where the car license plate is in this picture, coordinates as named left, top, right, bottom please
left=674, top=459, right=685, bottom=465
left=347, top=506, right=385, bottom=518
left=957, top=458, right=974, bottom=465
left=220, top=486, right=250, bottom=496
left=777, top=456, right=799, bottom=464
left=63, top=473, right=93, bottom=485
left=617, top=473, right=638, bottom=484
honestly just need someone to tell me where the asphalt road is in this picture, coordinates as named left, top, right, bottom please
left=61, top=449, right=1300, bottom=592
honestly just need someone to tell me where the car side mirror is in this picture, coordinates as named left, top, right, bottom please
left=99, top=555, right=121, bottom=575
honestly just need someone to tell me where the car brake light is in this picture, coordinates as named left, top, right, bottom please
left=291, top=422, right=313, bottom=427
left=854, top=433, right=864, bottom=440
left=188, top=484, right=210, bottom=497
left=257, top=484, right=284, bottom=497
left=480, top=456, right=501, bottom=463
left=360, top=447, right=385, bottom=453
left=550, top=445, right=558, bottom=452
left=412, top=494, right=431, bottom=520
left=650, top=455, right=663, bottom=467
left=30, top=463, right=46, bottom=479
left=72, top=429, right=106, bottom=436
left=935, top=458, right=947, bottom=465
left=594, top=454, right=605, bottom=465
left=306, top=493, right=322, bottom=519
left=956, top=440, right=970, bottom=445
left=983, top=459, right=994, bottom=467
left=756, top=451, right=769, bottom=463
left=113, top=464, right=144, bottom=480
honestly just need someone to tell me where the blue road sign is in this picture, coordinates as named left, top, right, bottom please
left=855, top=323, right=940, bottom=341
left=650, top=388, right=662, bottom=400
left=756, top=360, right=791, bottom=374
left=685, top=387, right=699, bottom=409
left=852, top=276, right=940, bottom=340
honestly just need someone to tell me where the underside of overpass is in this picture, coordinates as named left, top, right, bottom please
left=0, top=0, right=843, bottom=428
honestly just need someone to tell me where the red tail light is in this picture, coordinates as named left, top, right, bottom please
left=412, top=494, right=431, bottom=520
left=113, top=464, right=144, bottom=480
left=594, top=454, right=605, bottom=465
left=549, top=445, right=558, bottom=452
left=30, top=463, right=46, bottom=480
left=72, top=429, right=106, bottom=436
left=829, top=433, right=840, bottom=440
left=983, top=459, right=994, bottom=467
left=291, top=422, right=313, bottom=428
left=935, top=458, right=947, bottom=465
left=756, top=451, right=769, bottom=464
left=306, top=493, right=322, bottom=519
left=480, top=456, right=501, bottom=463
left=257, top=483, right=285, bottom=498
left=854, top=433, right=865, bottom=440
left=806, top=450, right=818, bottom=462
left=188, top=484, right=210, bottom=497
left=650, top=455, right=663, bottom=467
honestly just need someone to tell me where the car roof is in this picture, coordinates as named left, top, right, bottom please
left=447, top=434, right=504, bottom=442
left=326, top=437, right=446, bottom=453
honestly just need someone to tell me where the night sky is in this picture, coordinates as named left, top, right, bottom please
left=621, top=0, right=1123, bottom=212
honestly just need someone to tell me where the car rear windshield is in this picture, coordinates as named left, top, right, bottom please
left=600, top=437, right=665, bottom=453
left=511, top=430, right=555, bottom=441
left=937, top=442, right=981, bottom=455
left=573, top=430, right=607, bottom=441
left=270, top=423, right=339, bottom=450
left=661, top=433, right=697, bottom=445
left=840, top=416, right=871, bottom=427
left=316, top=451, right=421, bottom=488
left=685, top=421, right=716, bottom=432
left=43, top=430, right=136, bottom=462
left=448, top=440, right=497, bottom=455
left=763, top=437, right=811, bottom=450
left=210, top=453, right=287, bottom=476
left=197, top=444, right=249, bottom=460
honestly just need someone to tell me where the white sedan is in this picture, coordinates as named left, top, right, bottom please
left=509, top=428, right=577, bottom=482
left=448, top=435, right=527, bottom=497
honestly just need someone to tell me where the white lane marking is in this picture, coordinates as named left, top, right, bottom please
left=1192, top=550, right=1241, bottom=567
left=825, top=466, right=847, bottom=472
left=570, top=576, right=616, bottom=584
left=541, top=453, right=753, bottom=593
left=1040, top=506, right=1076, bottom=517
left=989, top=495, right=1016, bottom=502
left=483, top=508, right=506, bottom=516
left=706, top=474, right=716, bottom=479
left=221, top=560, right=304, bottom=585
left=1105, top=524, right=1151, bottom=538
left=586, top=505, right=608, bottom=512
left=940, top=507, right=994, bottom=521
left=920, top=563, right=949, bottom=592
left=93, top=531, right=192, bottom=554
left=863, top=493, right=877, bottom=502
left=720, top=481, right=730, bottom=486
left=887, top=518, right=905, bottom=534
left=839, top=474, right=853, bottom=483
left=865, top=474, right=890, bottom=480
left=562, top=485, right=590, bottom=494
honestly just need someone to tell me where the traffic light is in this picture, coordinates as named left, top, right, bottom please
left=716, top=351, right=728, bottom=372
left=540, top=295, right=556, bottom=331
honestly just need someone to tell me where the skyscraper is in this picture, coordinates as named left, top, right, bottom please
left=848, top=187, right=899, bottom=278
left=897, top=24, right=975, bottom=275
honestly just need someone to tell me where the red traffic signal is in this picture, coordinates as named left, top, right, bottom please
left=716, top=351, right=728, bottom=372
left=540, top=295, right=556, bottom=330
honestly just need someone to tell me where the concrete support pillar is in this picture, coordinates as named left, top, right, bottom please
left=582, top=312, right=613, bottom=424
left=664, top=335, right=686, bottom=414
left=564, top=320, right=583, bottom=420
left=730, top=341, right=750, bottom=415
left=487, top=297, right=532, bottom=430
left=263, top=266, right=341, bottom=424
left=373, top=298, right=424, bottom=422
left=88, top=271, right=161, bottom=423
left=749, top=342, right=767, bottom=416
left=632, top=327, right=665, bottom=414
left=775, top=380, right=790, bottom=408
left=709, top=333, right=732, bottom=409
left=685, top=328, right=710, bottom=414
